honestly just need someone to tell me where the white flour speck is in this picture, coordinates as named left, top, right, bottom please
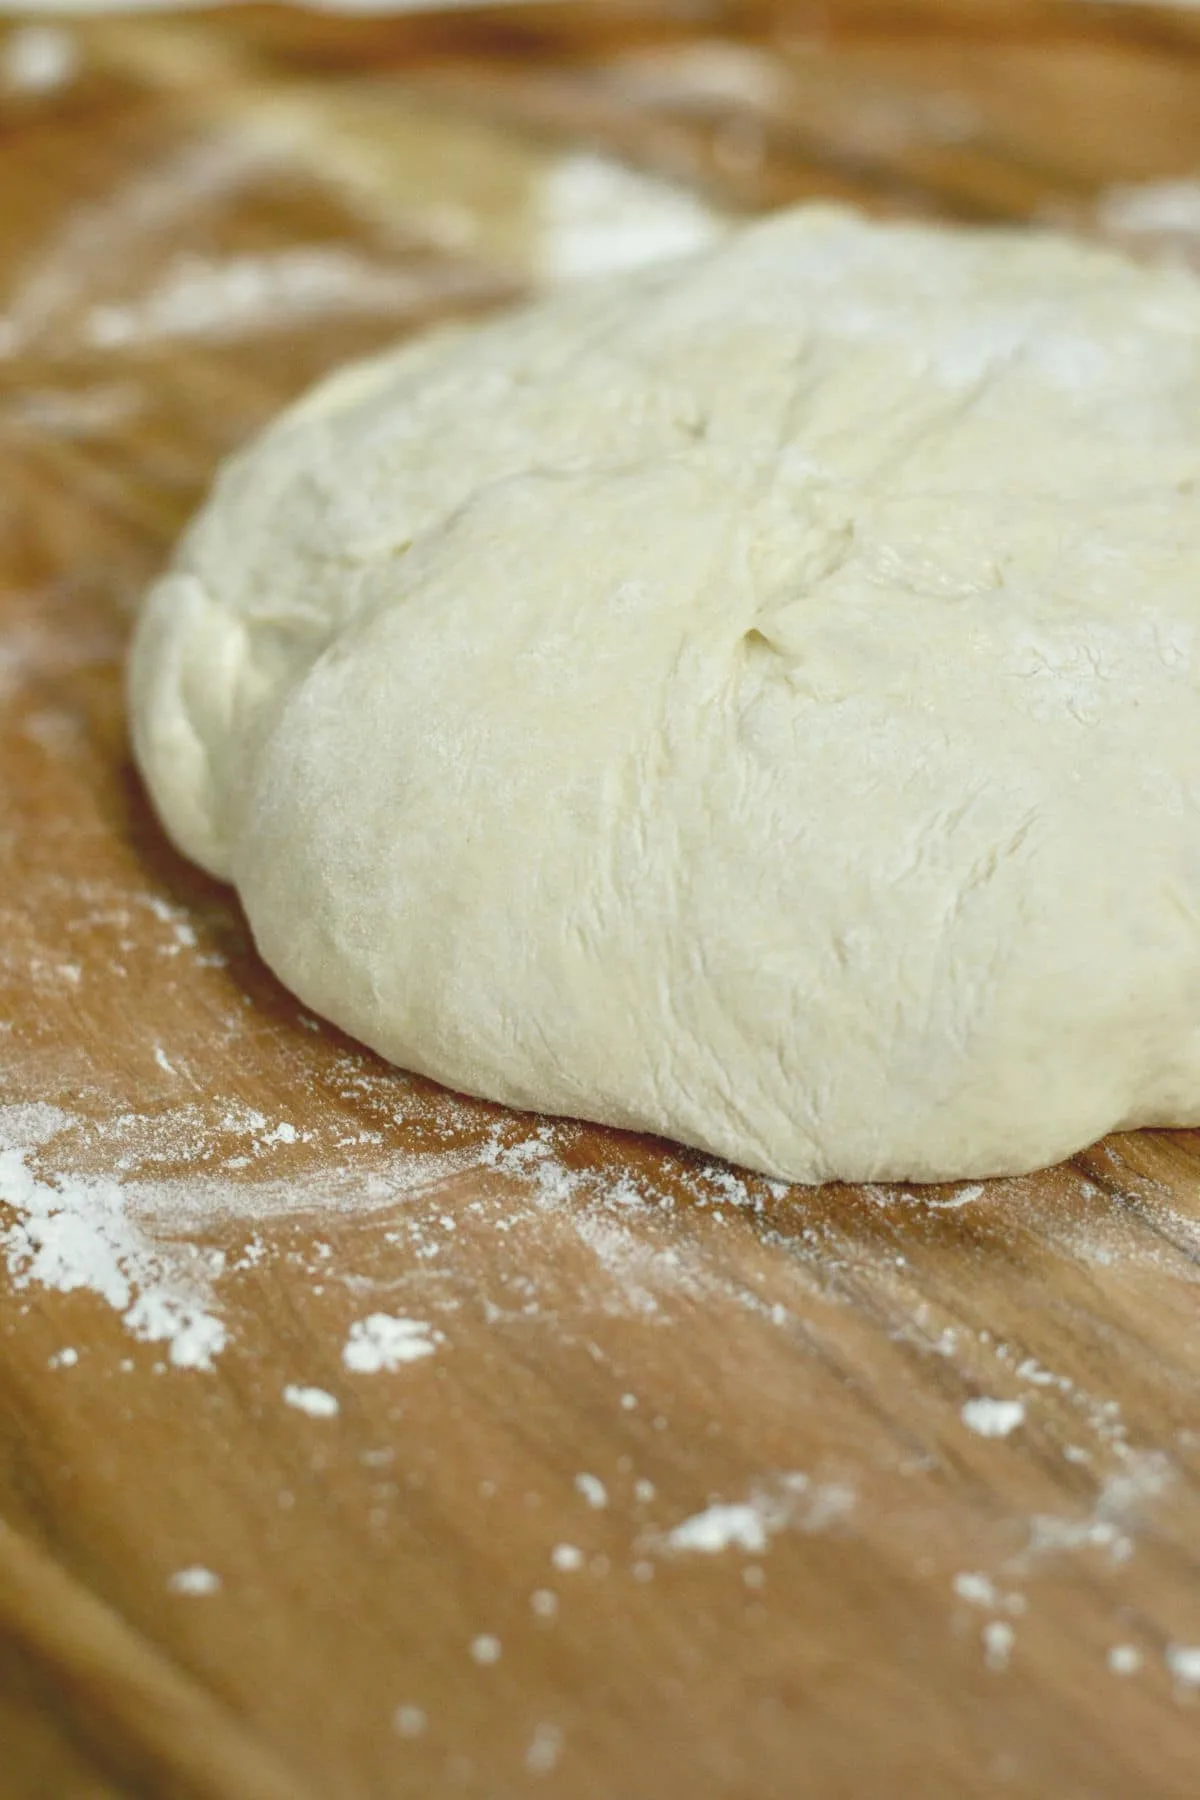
left=1108, top=1644, right=1142, bottom=1675
left=393, top=1705, right=427, bottom=1739
left=283, top=1383, right=339, bottom=1418
left=953, top=1572, right=1025, bottom=1615
left=168, top=1566, right=220, bottom=1596
left=470, top=1634, right=502, bottom=1666
left=1166, top=1645, right=1200, bottom=1689
left=343, top=1314, right=441, bottom=1373
left=2, top=24, right=78, bottom=95
left=530, top=1589, right=558, bottom=1620
left=260, top=1121, right=297, bottom=1146
left=525, top=1722, right=564, bottom=1777
left=660, top=1473, right=853, bottom=1556
left=983, top=1620, right=1015, bottom=1672
left=962, top=1397, right=1026, bottom=1439
left=667, top=1500, right=772, bottom=1554
left=47, top=1346, right=78, bottom=1369
left=954, top=1572, right=1000, bottom=1608
left=575, top=1472, right=608, bottom=1510
left=551, top=1544, right=584, bottom=1572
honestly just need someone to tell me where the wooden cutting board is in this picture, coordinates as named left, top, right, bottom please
left=2, top=6, right=1200, bottom=1797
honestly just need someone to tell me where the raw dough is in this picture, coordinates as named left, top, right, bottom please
left=129, top=205, right=1200, bottom=1184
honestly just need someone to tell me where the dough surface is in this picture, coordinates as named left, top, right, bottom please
left=129, top=205, right=1200, bottom=1184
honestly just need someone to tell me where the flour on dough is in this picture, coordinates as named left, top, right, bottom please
left=129, top=205, right=1200, bottom=1184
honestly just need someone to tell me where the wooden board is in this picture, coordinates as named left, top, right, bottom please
left=2, top=5, right=1200, bottom=1796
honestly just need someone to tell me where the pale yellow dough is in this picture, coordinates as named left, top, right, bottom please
left=131, top=206, right=1200, bottom=1183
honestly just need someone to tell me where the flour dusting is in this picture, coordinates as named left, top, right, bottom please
left=283, top=1383, right=340, bottom=1418
left=982, top=1619, right=1015, bottom=1672
left=343, top=1314, right=441, bottom=1372
left=1012, top=1452, right=1173, bottom=1574
left=2, top=24, right=79, bottom=95
left=575, top=1473, right=608, bottom=1510
left=393, top=1705, right=427, bottom=1739
left=953, top=1572, right=1025, bottom=1615
left=82, top=248, right=495, bottom=351
left=0, top=1103, right=227, bottom=1369
left=1166, top=1644, right=1200, bottom=1689
left=168, top=1565, right=221, bottom=1596
left=658, top=1473, right=854, bottom=1556
left=525, top=1722, right=564, bottom=1777
left=961, top=1397, right=1025, bottom=1439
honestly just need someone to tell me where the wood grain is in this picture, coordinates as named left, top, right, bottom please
left=2, top=6, right=1200, bottom=1798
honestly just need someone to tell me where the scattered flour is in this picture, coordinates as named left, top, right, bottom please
left=954, top=1570, right=1000, bottom=1607
left=282, top=1383, right=340, bottom=1418
left=551, top=1545, right=584, bottom=1573
left=343, top=1314, right=441, bottom=1372
left=1108, top=1644, right=1142, bottom=1676
left=961, top=1397, right=1026, bottom=1439
left=1166, top=1644, right=1200, bottom=1689
left=167, top=1565, right=221, bottom=1596
left=953, top=1572, right=1026, bottom=1616
left=393, top=1705, right=427, bottom=1739
left=983, top=1620, right=1015, bottom=1672
left=929, top=1182, right=984, bottom=1209
left=659, top=1473, right=854, bottom=1556
left=0, top=132, right=282, bottom=359
left=81, top=248, right=494, bottom=351
left=470, top=1634, right=502, bottom=1666
left=667, top=1500, right=774, bottom=1555
left=575, top=1473, right=608, bottom=1510
left=0, top=1103, right=227, bottom=1369
left=1027, top=1513, right=1127, bottom=1562
left=525, top=1722, right=564, bottom=1777
left=2, top=23, right=79, bottom=94
left=1017, top=1453, right=1173, bottom=1572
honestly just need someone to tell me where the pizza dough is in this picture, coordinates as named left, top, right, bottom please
left=129, top=204, right=1200, bottom=1185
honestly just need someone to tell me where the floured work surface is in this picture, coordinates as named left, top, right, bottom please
left=2, top=5, right=1200, bottom=1797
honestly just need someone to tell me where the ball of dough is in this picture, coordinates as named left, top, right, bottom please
left=129, top=205, right=1200, bottom=1185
